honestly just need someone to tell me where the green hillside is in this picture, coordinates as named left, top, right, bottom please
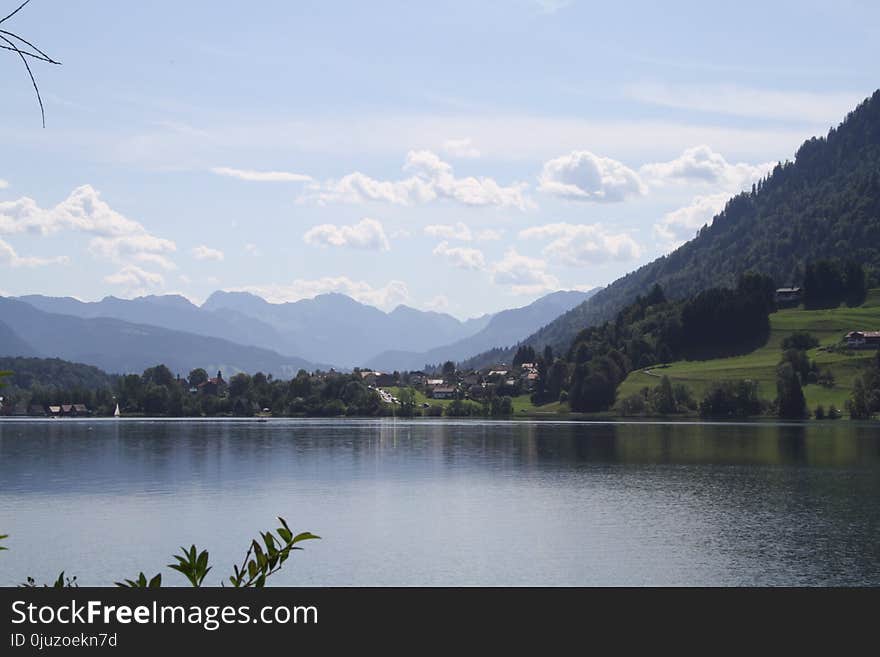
left=618, top=289, right=880, bottom=410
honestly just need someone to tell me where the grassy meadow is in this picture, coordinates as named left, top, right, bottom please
left=618, top=289, right=880, bottom=411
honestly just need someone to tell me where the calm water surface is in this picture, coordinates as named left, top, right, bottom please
left=1, top=418, right=879, bottom=586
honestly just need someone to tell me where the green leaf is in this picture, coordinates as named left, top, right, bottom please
left=149, top=573, right=162, bottom=588
left=291, top=532, right=321, bottom=544
left=196, top=549, right=209, bottom=574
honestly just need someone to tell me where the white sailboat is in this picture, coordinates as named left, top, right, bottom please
left=114, top=403, right=121, bottom=418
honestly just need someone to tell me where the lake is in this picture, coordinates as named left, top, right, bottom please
left=1, top=418, right=879, bottom=586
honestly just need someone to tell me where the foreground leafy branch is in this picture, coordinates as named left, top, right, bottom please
left=4, top=517, right=319, bottom=587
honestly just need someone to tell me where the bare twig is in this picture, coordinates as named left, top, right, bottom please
left=1, top=29, right=59, bottom=63
left=0, top=31, right=45, bottom=127
left=0, top=0, right=61, bottom=127
left=0, top=42, right=56, bottom=62
left=0, top=0, right=30, bottom=25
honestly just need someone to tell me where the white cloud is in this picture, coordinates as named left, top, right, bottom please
left=490, top=248, right=559, bottom=295
left=538, top=151, right=646, bottom=202
left=231, top=277, right=410, bottom=310
left=303, top=217, right=390, bottom=251
left=520, top=223, right=643, bottom=266
left=304, top=150, right=532, bottom=210
left=442, top=138, right=480, bottom=158
left=210, top=167, right=313, bottom=183
left=0, top=237, right=68, bottom=268
left=425, top=222, right=473, bottom=241
left=432, top=241, right=486, bottom=271
left=244, top=243, right=261, bottom=256
left=104, top=265, right=165, bottom=290
left=0, top=179, right=8, bottom=189
left=191, top=245, right=225, bottom=261
left=424, top=222, right=505, bottom=242
left=0, top=185, right=176, bottom=272
left=626, top=82, right=866, bottom=124
left=0, top=185, right=144, bottom=237
left=653, top=192, right=730, bottom=246
left=89, top=233, right=177, bottom=267
left=424, top=295, right=450, bottom=312
left=133, top=252, right=177, bottom=270
left=641, top=145, right=773, bottom=189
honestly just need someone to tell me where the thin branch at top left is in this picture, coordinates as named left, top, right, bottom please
left=0, top=0, right=62, bottom=127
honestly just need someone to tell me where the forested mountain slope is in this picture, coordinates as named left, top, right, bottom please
left=465, top=89, right=880, bottom=367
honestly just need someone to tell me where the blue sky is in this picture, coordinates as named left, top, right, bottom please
left=1, top=0, right=878, bottom=318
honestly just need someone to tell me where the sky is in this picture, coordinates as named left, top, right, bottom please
left=1, top=0, right=878, bottom=319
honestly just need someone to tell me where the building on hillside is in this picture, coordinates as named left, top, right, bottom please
left=776, top=287, right=802, bottom=305
left=430, top=385, right=457, bottom=400
left=845, top=330, right=880, bottom=349
left=48, top=405, right=62, bottom=417
left=522, top=371, right=540, bottom=391
left=426, top=378, right=445, bottom=387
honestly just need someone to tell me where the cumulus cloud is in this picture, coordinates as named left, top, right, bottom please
left=231, top=277, right=410, bottom=310
left=640, top=145, right=773, bottom=189
left=538, top=151, right=646, bottom=202
left=490, top=249, right=559, bottom=295
left=133, top=252, right=177, bottom=270
left=0, top=179, right=8, bottom=189
left=424, top=222, right=505, bottom=242
left=0, top=185, right=176, bottom=276
left=519, top=222, right=642, bottom=266
left=424, top=222, right=473, bottom=241
left=304, top=150, right=532, bottom=210
left=432, top=241, right=486, bottom=271
left=442, top=138, right=481, bottom=158
left=104, top=265, right=165, bottom=290
left=210, top=167, right=313, bottom=183
left=0, top=237, right=68, bottom=268
left=303, top=217, right=390, bottom=251
left=653, top=192, right=730, bottom=246
left=191, top=245, right=225, bottom=261
left=89, top=233, right=177, bottom=268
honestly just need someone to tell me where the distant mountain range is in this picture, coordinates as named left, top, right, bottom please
left=0, top=288, right=594, bottom=376
left=200, top=291, right=492, bottom=367
left=0, top=297, right=318, bottom=379
left=463, top=88, right=880, bottom=369
left=365, top=289, right=596, bottom=371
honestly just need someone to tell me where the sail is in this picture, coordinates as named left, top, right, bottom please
left=114, top=403, right=120, bottom=418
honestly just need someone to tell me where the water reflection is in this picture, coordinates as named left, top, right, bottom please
left=1, top=419, right=879, bottom=586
